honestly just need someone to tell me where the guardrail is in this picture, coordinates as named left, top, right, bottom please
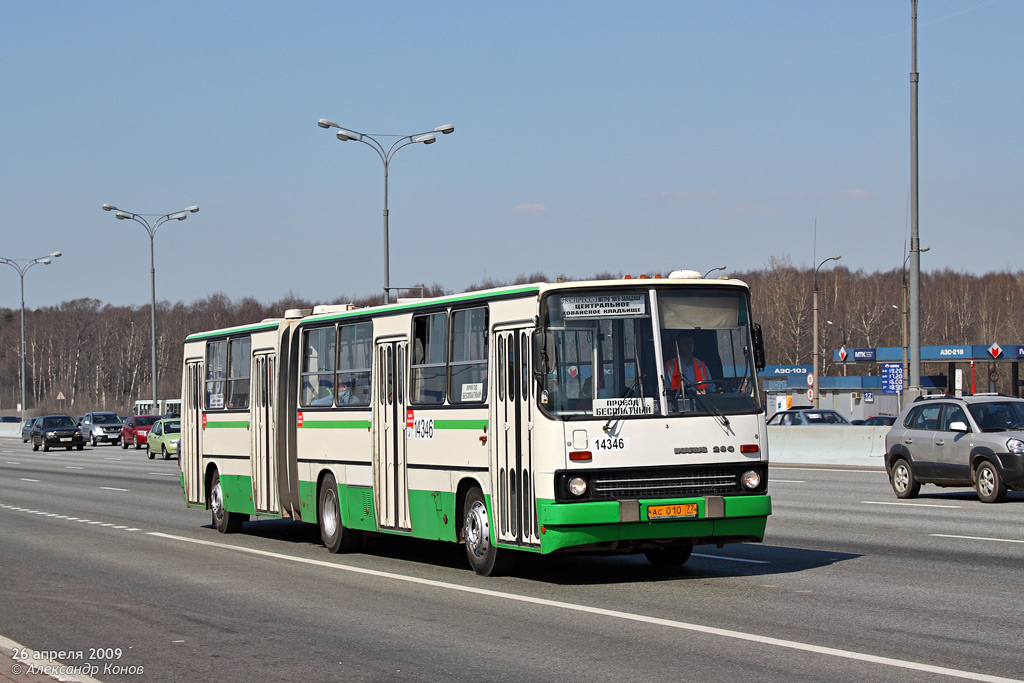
left=767, top=425, right=889, bottom=467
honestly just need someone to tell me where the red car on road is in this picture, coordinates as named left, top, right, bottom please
left=121, top=415, right=161, bottom=450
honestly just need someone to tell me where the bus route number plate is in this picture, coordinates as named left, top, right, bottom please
left=647, top=503, right=698, bottom=520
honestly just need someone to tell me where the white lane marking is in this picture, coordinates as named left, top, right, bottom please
left=19, top=478, right=39, bottom=482
left=862, top=501, right=961, bottom=508
left=692, top=553, right=769, bottom=564
left=149, top=532, right=1020, bottom=683
left=771, top=466, right=884, bottom=473
left=5, top=461, right=21, bottom=464
left=149, top=472, right=178, bottom=477
left=771, top=479, right=805, bottom=483
left=0, top=505, right=140, bottom=532
left=931, top=534, right=1024, bottom=545
left=66, top=466, right=85, bottom=470
left=100, top=486, right=130, bottom=492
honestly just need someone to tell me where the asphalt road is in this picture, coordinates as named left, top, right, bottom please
left=1, top=439, right=1022, bottom=682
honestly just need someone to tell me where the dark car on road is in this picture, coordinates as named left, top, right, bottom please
left=852, top=415, right=897, bottom=426
left=31, top=414, right=85, bottom=451
left=121, top=414, right=160, bottom=450
left=885, top=394, right=1024, bottom=503
left=21, top=417, right=38, bottom=442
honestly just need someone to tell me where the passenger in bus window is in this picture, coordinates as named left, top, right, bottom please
left=336, top=379, right=360, bottom=406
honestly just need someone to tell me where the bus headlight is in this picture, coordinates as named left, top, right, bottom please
left=741, top=470, right=761, bottom=490
left=568, top=477, right=588, bottom=497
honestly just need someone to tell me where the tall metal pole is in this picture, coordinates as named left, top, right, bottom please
left=317, top=119, right=454, bottom=305
left=812, top=286, right=820, bottom=408
left=103, top=205, right=197, bottom=413
left=812, top=255, right=841, bottom=409
left=909, top=0, right=922, bottom=392
left=149, top=231, right=158, bottom=411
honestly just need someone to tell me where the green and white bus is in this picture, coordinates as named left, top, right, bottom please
left=180, top=271, right=771, bottom=575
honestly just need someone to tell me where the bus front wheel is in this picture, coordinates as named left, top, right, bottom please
left=644, top=543, right=693, bottom=568
left=211, top=470, right=245, bottom=533
left=319, top=473, right=360, bottom=553
left=462, top=487, right=511, bottom=576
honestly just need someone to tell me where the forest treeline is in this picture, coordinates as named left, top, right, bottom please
left=4, top=260, right=1023, bottom=416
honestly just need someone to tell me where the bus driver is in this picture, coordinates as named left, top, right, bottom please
left=665, top=331, right=713, bottom=393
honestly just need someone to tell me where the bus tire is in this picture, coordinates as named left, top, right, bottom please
left=211, top=470, right=245, bottom=533
left=644, top=543, right=693, bottom=568
left=319, top=473, right=360, bottom=553
left=462, top=487, right=511, bottom=576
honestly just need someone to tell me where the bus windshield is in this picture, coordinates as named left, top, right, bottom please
left=538, top=288, right=761, bottom=418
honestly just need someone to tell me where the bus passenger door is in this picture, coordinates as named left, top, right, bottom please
left=250, top=352, right=279, bottom=515
left=492, top=327, right=539, bottom=548
left=373, top=339, right=411, bottom=531
left=182, top=360, right=205, bottom=506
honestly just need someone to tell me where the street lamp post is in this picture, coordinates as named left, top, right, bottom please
left=812, top=254, right=841, bottom=408
left=900, top=246, right=929, bottom=392
left=102, top=204, right=198, bottom=412
left=317, top=119, right=454, bottom=304
left=703, top=265, right=726, bottom=279
left=0, top=251, right=62, bottom=421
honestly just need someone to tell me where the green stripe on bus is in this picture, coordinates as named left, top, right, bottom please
left=185, top=321, right=279, bottom=341
left=433, top=419, right=488, bottom=430
left=299, top=420, right=372, bottom=429
left=205, top=421, right=250, bottom=429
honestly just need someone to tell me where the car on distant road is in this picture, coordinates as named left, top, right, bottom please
left=147, top=417, right=181, bottom=460
left=884, top=394, right=1024, bottom=503
left=81, top=411, right=124, bottom=446
left=861, top=415, right=897, bottom=426
left=31, top=414, right=85, bottom=451
left=121, top=414, right=160, bottom=450
left=767, top=408, right=850, bottom=426
left=21, top=417, right=38, bottom=442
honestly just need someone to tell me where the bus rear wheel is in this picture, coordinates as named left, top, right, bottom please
left=462, top=487, right=511, bottom=576
left=319, top=474, right=360, bottom=553
left=211, top=470, right=245, bottom=533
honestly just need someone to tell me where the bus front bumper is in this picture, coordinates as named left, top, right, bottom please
left=534, top=494, right=771, bottom=554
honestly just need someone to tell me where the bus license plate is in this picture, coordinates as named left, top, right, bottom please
left=647, top=503, right=698, bottom=520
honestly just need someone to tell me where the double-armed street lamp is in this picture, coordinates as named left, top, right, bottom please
left=0, top=251, right=62, bottom=421
left=317, top=119, right=454, bottom=304
left=812, top=254, right=841, bottom=408
left=102, top=204, right=199, bottom=412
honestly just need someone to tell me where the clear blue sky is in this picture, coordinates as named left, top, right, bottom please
left=1, top=1, right=1020, bottom=310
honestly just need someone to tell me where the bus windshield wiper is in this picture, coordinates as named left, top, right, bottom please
left=603, top=338, right=646, bottom=433
left=602, top=380, right=642, bottom=433
left=687, top=387, right=730, bottom=429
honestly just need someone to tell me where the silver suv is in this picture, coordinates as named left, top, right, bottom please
left=81, top=411, right=124, bottom=447
left=885, top=394, right=1024, bottom=503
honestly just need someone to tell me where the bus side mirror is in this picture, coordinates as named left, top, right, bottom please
left=532, top=330, right=556, bottom=377
left=752, top=323, right=766, bottom=371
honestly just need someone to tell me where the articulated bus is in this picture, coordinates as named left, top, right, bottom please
left=180, top=271, right=771, bottom=575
